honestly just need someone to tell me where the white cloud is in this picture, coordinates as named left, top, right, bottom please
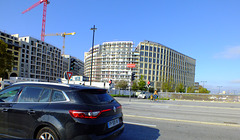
left=214, top=46, right=240, bottom=59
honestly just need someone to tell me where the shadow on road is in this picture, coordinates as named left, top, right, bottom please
left=115, top=123, right=160, bottom=140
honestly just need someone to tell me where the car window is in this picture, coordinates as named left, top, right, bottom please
left=51, top=90, right=66, bottom=102
left=77, top=90, right=114, bottom=105
left=0, top=86, right=22, bottom=102
left=18, top=87, right=44, bottom=102
left=39, top=88, right=51, bottom=102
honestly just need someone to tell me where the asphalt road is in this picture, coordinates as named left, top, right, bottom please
left=114, top=97, right=240, bottom=140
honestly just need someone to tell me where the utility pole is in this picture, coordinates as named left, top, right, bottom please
left=90, top=25, right=97, bottom=86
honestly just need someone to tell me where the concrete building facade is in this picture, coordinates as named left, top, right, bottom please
left=0, top=31, right=21, bottom=79
left=84, top=41, right=138, bottom=83
left=18, top=36, right=63, bottom=82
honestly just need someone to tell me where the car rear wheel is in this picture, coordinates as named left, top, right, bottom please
left=36, top=127, right=59, bottom=140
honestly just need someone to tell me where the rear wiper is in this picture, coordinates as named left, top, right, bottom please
left=109, top=99, right=114, bottom=103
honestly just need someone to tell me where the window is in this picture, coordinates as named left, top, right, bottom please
left=148, top=76, right=151, bottom=81
left=145, top=52, right=148, bottom=56
left=140, top=45, right=144, bottom=50
left=39, top=89, right=51, bottom=102
left=150, top=46, right=153, bottom=51
left=140, top=51, right=144, bottom=56
left=149, top=58, right=152, bottom=62
left=0, top=86, right=22, bottom=102
left=149, top=70, right=151, bottom=74
left=144, top=70, right=147, bottom=74
left=140, top=63, right=143, bottom=68
left=154, top=47, right=156, bottom=52
left=153, top=59, right=156, bottom=63
left=145, top=58, right=148, bottom=62
left=153, top=53, right=156, bottom=57
left=18, top=87, right=44, bottom=102
left=145, top=46, right=148, bottom=50
left=145, top=63, right=148, bottom=68
left=149, top=64, right=152, bottom=69
left=149, top=52, right=152, bottom=57
left=51, top=90, right=66, bottom=102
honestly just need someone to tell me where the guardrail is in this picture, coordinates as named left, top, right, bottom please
left=158, top=92, right=240, bottom=102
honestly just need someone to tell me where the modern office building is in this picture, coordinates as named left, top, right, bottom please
left=0, top=31, right=21, bottom=79
left=84, top=41, right=138, bottom=83
left=135, top=40, right=196, bottom=90
left=62, top=55, right=84, bottom=76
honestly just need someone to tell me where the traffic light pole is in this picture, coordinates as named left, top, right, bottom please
left=129, top=70, right=132, bottom=102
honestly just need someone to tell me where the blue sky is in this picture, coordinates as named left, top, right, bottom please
left=1, top=0, right=240, bottom=93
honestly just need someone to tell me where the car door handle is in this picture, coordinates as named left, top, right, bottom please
left=27, top=110, right=36, bottom=115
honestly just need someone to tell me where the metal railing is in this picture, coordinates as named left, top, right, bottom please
left=158, top=92, right=240, bottom=102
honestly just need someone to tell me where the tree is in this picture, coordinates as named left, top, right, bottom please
left=138, top=75, right=147, bottom=91
left=115, top=80, right=128, bottom=90
left=0, top=40, right=14, bottom=78
left=176, top=83, right=185, bottom=93
left=131, top=81, right=138, bottom=91
left=187, top=86, right=195, bottom=93
left=199, top=85, right=210, bottom=93
left=161, top=79, right=175, bottom=92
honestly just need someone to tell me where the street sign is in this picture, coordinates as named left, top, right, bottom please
left=66, top=72, right=73, bottom=80
left=127, top=64, right=135, bottom=68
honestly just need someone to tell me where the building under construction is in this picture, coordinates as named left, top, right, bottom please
left=84, top=41, right=138, bottom=83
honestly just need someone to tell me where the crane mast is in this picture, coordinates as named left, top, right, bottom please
left=22, top=0, right=50, bottom=41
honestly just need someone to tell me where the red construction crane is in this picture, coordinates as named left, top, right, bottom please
left=22, top=0, right=50, bottom=42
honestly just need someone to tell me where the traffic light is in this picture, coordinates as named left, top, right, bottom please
left=147, top=81, right=150, bottom=87
left=131, top=73, right=135, bottom=81
left=70, top=58, right=76, bottom=71
left=109, top=80, right=112, bottom=86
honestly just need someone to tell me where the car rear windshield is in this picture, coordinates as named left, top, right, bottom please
left=76, top=89, right=114, bottom=105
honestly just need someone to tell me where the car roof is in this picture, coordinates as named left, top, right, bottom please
left=12, top=82, right=103, bottom=91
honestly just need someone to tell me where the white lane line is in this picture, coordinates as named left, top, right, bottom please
left=124, top=121, right=157, bottom=128
left=124, top=114, right=240, bottom=127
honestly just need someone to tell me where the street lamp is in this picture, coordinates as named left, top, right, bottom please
left=201, top=81, right=207, bottom=88
left=90, top=25, right=97, bottom=86
left=217, top=86, right=222, bottom=94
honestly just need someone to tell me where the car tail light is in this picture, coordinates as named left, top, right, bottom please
left=117, top=105, right=122, bottom=109
left=69, top=109, right=111, bottom=119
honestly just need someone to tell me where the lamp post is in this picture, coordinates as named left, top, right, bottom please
left=217, top=86, right=222, bottom=94
left=90, top=25, right=97, bottom=86
left=201, top=81, right=207, bottom=88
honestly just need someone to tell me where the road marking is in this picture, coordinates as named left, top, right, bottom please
left=121, top=101, right=240, bottom=110
left=124, top=121, right=157, bottom=128
left=124, top=114, right=240, bottom=127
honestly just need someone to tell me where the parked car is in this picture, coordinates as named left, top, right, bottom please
left=137, top=92, right=151, bottom=99
left=0, top=82, right=124, bottom=140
